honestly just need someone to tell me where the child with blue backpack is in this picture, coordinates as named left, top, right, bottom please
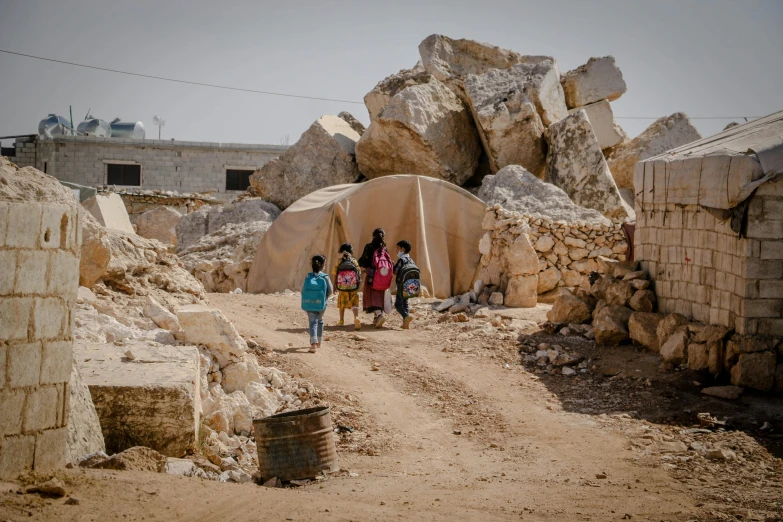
left=301, top=254, right=333, bottom=353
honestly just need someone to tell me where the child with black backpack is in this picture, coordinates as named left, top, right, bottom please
left=393, top=240, right=420, bottom=330
left=332, top=243, right=362, bottom=331
left=301, top=254, right=333, bottom=353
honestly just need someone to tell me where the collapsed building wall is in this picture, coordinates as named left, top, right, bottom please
left=0, top=162, right=81, bottom=478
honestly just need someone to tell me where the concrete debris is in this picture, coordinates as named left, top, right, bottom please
left=464, top=59, right=566, bottom=174
left=560, top=56, right=627, bottom=109
left=133, top=206, right=182, bottom=247
left=249, top=115, right=362, bottom=209
left=356, top=80, right=482, bottom=185
left=606, top=112, right=702, bottom=189
left=545, top=110, right=633, bottom=220
left=363, top=62, right=433, bottom=122
left=82, top=193, right=135, bottom=235
left=478, top=166, right=611, bottom=226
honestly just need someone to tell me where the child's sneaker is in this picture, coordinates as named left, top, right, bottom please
left=402, top=316, right=413, bottom=329
left=354, top=318, right=361, bottom=330
left=375, top=316, right=385, bottom=329
left=336, top=320, right=344, bottom=327
left=309, top=344, right=317, bottom=353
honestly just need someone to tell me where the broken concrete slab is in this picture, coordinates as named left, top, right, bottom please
left=571, top=100, right=625, bottom=150
left=134, top=206, right=181, bottom=247
left=560, top=56, right=627, bottom=109
left=82, top=193, right=135, bottom=234
left=545, top=110, right=633, bottom=220
left=249, top=115, right=362, bottom=209
left=75, top=341, right=201, bottom=457
left=606, top=112, right=702, bottom=189
left=356, top=80, right=482, bottom=185
left=176, top=305, right=247, bottom=368
left=464, top=60, right=566, bottom=175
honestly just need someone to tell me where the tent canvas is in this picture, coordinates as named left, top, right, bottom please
left=247, top=175, right=487, bottom=298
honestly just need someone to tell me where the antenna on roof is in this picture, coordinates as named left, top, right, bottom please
left=153, top=115, right=166, bottom=140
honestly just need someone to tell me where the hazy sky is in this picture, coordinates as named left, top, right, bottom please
left=1, top=0, right=781, bottom=148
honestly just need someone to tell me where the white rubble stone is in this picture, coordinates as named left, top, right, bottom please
left=67, top=359, right=106, bottom=464
left=504, top=275, right=538, bottom=308
left=545, top=110, right=633, bottom=220
left=505, top=230, right=539, bottom=276
left=606, top=112, right=702, bottom=189
left=560, top=56, right=627, bottom=109
left=249, top=115, right=361, bottom=209
left=134, top=206, right=181, bottom=247
left=464, top=60, right=567, bottom=175
left=75, top=341, right=201, bottom=457
left=176, top=305, right=247, bottom=368
left=221, top=355, right=264, bottom=395
left=419, top=34, right=525, bottom=85
left=356, top=80, right=482, bottom=185
left=571, top=100, right=625, bottom=150
left=478, top=165, right=611, bottom=225
left=364, top=62, right=432, bottom=122
left=82, top=193, right=135, bottom=234
left=142, top=296, right=182, bottom=334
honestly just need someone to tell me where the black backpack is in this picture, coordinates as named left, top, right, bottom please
left=397, top=259, right=421, bottom=298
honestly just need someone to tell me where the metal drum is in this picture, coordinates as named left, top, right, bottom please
left=38, top=114, right=75, bottom=138
left=253, top=406, right=338, bottom=481
left=77, top=118, right=111, bottom=137
left=110, top=119, right=145, bottom=139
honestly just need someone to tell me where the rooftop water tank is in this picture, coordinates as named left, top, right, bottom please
left=77, top=118, right=112, bottom=137
left=38, top=114, right=75, bottom=138
left=110, top=118, right=145, bottom=139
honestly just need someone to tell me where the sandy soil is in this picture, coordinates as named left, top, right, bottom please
left=2, top=292, right=781, bottom=521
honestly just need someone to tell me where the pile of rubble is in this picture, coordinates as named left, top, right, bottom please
left=247, top=34, right=702, bottom=223
left=545, top=257, right=783, bottom=393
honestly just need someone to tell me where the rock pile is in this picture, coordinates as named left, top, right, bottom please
left=546, top=259, right=783, bottom=393
left=477, top=204, right=628, bottom=306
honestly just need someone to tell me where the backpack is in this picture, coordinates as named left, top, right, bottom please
left=301, top=272, right=328, bottom=312
left=371, top=248, right=394, bottom=291
left=335, top=258, right=361, bottom=292
left=397, top=259, right=421, bottom=299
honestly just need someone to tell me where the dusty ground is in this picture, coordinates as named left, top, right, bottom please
left=2, top=292, right=782, bottom=521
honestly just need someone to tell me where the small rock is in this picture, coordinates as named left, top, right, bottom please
left=706, top=448, right=736, bottom=461
left=595, top=472, right=607, bottom=479
left=455, top=313, right=469, bottom=323
left=562, top=367, right=577, bottom=376
left=351, top=334, right=368, bottom=342
left=65, top=497, right=80, bottom=506
left=124, top=350, right=135, bottom=361
left=488, top=292, right=504, bottom=306
left=26, top=478, right=66, bottom=498
left=701, top=385, right=743, bottom=400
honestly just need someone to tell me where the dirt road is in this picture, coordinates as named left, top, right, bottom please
left=3, top=293, right=781, bottom=521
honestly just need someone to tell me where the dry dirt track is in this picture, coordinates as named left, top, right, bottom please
left=1, top=293, right=711, bottom=521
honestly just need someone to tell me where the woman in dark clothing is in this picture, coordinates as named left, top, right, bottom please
left=358, top=228, right=388, bottom=328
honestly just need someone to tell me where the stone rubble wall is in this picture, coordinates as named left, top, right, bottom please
left=13, top=136, right=287, bottom=198
left=634, top=178, right=783, bottom=336
left=0, top=199, right=81, bottom=478
left=477, top=206, right=627, bottom=300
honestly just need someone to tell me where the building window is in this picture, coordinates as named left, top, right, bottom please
left=225, top=169, right=253, bottom=191
left=106, top=163, right=141, bottom=186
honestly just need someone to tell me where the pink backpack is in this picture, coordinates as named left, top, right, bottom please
left=371, top=248, right=394, bottom=291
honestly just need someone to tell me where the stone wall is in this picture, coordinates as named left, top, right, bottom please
left=634, top=178, right=783, bottom=336
left=12, top=136, right=288, bottom=199
left=0, top=199, right=80, bottom=478
left=477, top=206, right=627, bottom=302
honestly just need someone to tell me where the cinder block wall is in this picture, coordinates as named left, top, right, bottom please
left=635, top=178, right=783, bottom=336
left=0, top=200, right=80, bottom=478
left=14, top=136, right=287, bottom=196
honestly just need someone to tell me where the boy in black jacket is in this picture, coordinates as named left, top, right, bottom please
left=393, top=240, right=414, bottom=329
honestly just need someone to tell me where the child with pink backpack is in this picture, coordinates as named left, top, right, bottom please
left=358, top=228, right=394, bottom=328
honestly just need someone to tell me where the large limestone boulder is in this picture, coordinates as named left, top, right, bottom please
left=249, top=115, right=362, bottom=209
left=0, top=157, right=78, bottom=204
left=505, top=275, right=538, bottom=308
left=67, top=359, right=106, bottom=463
left=464, top=60, right=567, bottom=175
left=656, top=313, right=690, bottom=349
left=80, top=213, right=112, bottom=288
left=660, top=326, right=689, bottom=365
left=75, top=341, right=201, bottom=457
left=364, top=62, right=433, bottom=122
left=547, top=292, right=593, bottom=324
left=628, top=312, right=663, bottom=352
left=176, top=198, right=280, bottom=252
left=478, top=165, right=611, bottom=225
left=593, top=305, right=632, bottom=345
left=134, top=206, right=181, bottom=247
left=176, top=305, right=247, bottom=368
left=572, top=100, right=625, bottom=150
left=82, top=193, right=135, bottom=234
left=606, top=112, right=702, bottom=189
left=355, top=80, right=482, bottom=185
left=560, top=56, right=627, bottom=109
left=545, top=110, right=633, bottom=220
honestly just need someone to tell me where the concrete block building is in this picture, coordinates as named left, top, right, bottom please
left=633, top=111, right=783, bottom=335
left=5, top=135, right=288, bottom=202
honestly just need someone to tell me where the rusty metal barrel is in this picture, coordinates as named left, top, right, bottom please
left=253, top=406, right=339, bottom=481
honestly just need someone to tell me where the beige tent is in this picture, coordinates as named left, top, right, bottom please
left=247, top=175, right=487, bottom=298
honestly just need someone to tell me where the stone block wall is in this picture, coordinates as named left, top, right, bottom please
left=0, top=200, right=80, bottom=478
left=634, top=177, right=783, bottom=336
left=12, top=136, right=288, bottom=198
left=477, top=206, right=627, bottom=300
